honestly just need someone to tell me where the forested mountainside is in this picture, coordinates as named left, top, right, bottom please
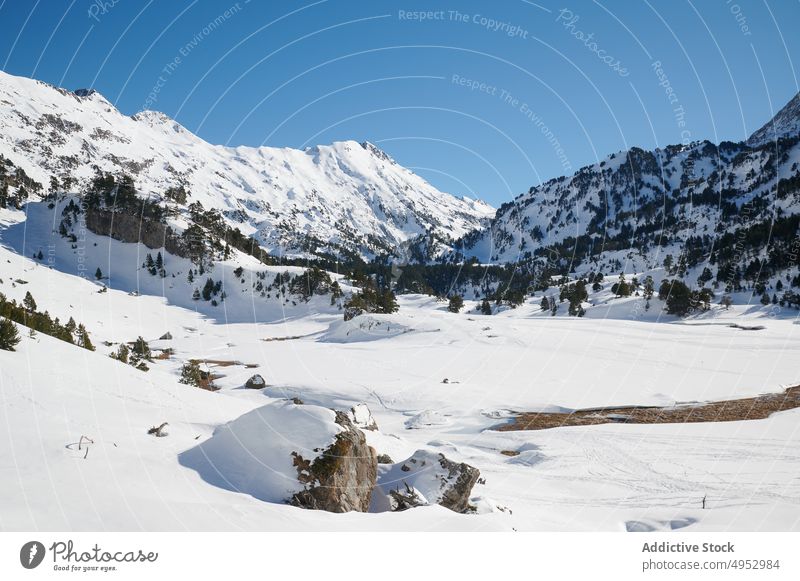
left=449, top=90, right=800, bottom=302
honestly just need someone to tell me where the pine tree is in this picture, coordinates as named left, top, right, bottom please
left=330, top=280, right=343, bottom=305
left=202, top=278, right=215, bottom=301
left=642, top=275, right=655, bottom=300
left=540, top=296, right=549, bottom=311
left=23, top=291, right=36, bottom=312
left=480, top=298, right=492, bottom=315
left=65, top=317, right=77, bottom=334
left=447, top=294, right=464, bottom=313
left=192, top=288, right=200, bottom=301
left=131, top=336, right=151, bottom=361
left=760, top=292, right=771, bottom=306
left=566, top=280, right=588, bottom=316
left=111, top=343, right=129, bottom=364
left=0, top=317, right=21, bottom=351
left=145, top=253, right=156, bottom=276
left=179, top=360, right=204, bottom=387
left=612, top=273, right=631, bottom=297
left=77, top=324, right=95, bottom=351
left=187, top=269, right=194, bottom=283
left=95, top=267, right=103, bottom=280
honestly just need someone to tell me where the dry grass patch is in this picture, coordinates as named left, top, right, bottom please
left=498, top=385, right=800, bottom=432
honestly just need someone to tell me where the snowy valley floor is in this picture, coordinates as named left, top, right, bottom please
left=1, top=242, right=800, bottom=531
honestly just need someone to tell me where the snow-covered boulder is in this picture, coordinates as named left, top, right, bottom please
left=372, top=450, right=481, bottom=513
left=180, top=402, right=376, bottom=512
left=404, top=409, right=451, bottom=429
left=320, top=314, right=415, bottom=343
left=347, top=403, right=378, bottom=431
left=244, top=374, right=266, bottom=389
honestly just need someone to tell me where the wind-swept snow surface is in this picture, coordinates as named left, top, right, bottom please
left=1, top=240, right=799, bottom=531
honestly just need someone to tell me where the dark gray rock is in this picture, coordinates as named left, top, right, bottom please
left=244, top=374, right=266, bottom=389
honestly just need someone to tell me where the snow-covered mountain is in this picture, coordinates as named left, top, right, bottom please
left=748, top=90, right=800, bottom=147
left=0, top=70, right=493, bottom=260
left=453, top=90, right=800, bottom=292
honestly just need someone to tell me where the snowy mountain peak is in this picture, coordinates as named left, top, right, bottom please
left=747, top=90, right=800, bottom=146
left=0, top=70, right=494, bottom=260
left=131, top=109, right=174, bottom=125
left=360, top=141, right=395, bottom=164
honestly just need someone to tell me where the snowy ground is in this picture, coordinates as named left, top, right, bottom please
left=1, top=223, right=800, bottom=531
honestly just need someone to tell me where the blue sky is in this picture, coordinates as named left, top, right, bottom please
left=1, top=0, right=798, bottom=206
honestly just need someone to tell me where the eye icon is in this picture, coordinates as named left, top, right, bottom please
left=20, top=541, right=46, bottom=569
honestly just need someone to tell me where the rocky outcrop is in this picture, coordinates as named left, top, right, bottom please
left=435, top=454, right=481, bottom=512
left=374, top=450, right=481, bottom=513
left=290, top=411, right=377, bottom=512
left=84, top=206, right=184, bottom=257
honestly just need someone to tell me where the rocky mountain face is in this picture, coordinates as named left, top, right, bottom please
left=0, top=70, right=493, bottom=261
left=451, top=91, right=800, bottom=293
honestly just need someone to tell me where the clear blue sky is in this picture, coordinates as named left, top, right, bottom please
left=1, top=0, right=798, bottom=206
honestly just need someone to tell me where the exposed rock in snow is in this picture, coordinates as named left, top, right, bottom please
left=290, top=411, right=377, bottom=513
left=373, top=450, right=481, bottom=513
left=244, top=374, right=266, bottom=389
left=348, top=403, right=378, bottom=431
left=388, top=482, right=426, bottom=511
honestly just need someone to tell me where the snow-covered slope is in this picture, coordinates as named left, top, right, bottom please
left=2, top=242, right=799, bottom=531
left=0, top=70, right=493, bottom=260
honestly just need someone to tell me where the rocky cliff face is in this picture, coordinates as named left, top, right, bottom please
left=84, top=206, right=184, bottom=257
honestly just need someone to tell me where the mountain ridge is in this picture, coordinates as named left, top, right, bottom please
left=448, top=90, right=800, bottom=298
left=0, top=69, right=493, bottom=261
